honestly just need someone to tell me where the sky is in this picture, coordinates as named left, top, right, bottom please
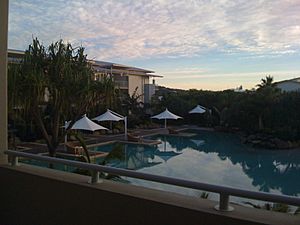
left=8, top=0, right=300, bottom=90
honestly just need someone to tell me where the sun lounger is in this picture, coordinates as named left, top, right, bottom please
left=127, top=133, right=142, bottom=142
left=168, top=128, right=179, bottom=134
left=65, top=142, right=84, bottom=155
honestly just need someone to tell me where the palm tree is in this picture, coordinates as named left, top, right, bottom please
left=121, top=87, right=144, bottom=127
left=255, top=75, right=280, bottom=130
left=88, top=74, right=117, bottom=116
left=256, top=75, right=275, bottom=89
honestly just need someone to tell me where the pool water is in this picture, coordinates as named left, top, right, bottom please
left=21, top=154, right=83, bottom=173
left=93, top=130, right=300, bottom=201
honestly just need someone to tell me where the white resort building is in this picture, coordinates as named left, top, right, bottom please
left=91, top=60, right=162, bottom=103
left=275, top=77, right=300, bottom=92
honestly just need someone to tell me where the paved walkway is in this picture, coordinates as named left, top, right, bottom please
left=16, top=128, right=169, bottom=153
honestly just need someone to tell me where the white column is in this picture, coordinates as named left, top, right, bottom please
left=0, top=0, right=9, bottom=164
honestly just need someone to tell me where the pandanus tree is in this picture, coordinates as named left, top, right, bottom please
left=8, top=38, right=109, bottom=157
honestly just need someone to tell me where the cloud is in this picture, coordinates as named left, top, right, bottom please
left=8, top=0, right=300, bottom=60
left=160, top=67, right=207, bottom=75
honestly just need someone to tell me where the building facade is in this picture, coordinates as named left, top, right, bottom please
left=91, top=60, right=161, bottom=103
left=275, top=77, right=300, bottom=92
left=8, top=50, right=162, bottom=104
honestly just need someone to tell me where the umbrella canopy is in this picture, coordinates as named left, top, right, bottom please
left=151, top=108, right=182, bottom=128
left=151, top=108, right=182, bottom=120
left=93, top=109, right=123, bottom=122
left=93, top=109, right=128, bottom=139
left=189, top=105, right=206, bottom=114
left=70, top=114, right=108, bottom=131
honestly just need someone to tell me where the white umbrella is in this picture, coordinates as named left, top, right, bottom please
left=189, top=105, right=206, bottom=114
left=93, top=109, right=123, bottom=122
left=70, top=114, right=108, bottom=131
left=93, top=109, right=128, bottom=138
left=151, top=108, right=182, bottom=128
left=64, top=114, right=108, bottom=147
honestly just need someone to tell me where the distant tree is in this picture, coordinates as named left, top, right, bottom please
left=152, top=83, right=300, bottom=141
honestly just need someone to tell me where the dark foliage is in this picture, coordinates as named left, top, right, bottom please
left=152, top=77, right=300, bottom=141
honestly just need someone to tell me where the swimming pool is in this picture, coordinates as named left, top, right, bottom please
left=92, top=130, right=300, bottom=202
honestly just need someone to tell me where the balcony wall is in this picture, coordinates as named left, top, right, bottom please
left=0, top=164, right=298, bottom=225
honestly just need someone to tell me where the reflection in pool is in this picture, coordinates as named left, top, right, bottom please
left=94, top=130, right=300, bottom=201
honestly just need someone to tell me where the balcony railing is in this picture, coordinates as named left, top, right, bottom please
left=4, top=149, right=300, bottom=212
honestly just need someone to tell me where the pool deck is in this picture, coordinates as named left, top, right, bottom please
left=13, top=126, right=210, bottom=159
left=164, top=132, right=198, bottom=137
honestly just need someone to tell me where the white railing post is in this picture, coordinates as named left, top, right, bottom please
left=64, top=121, right=68, bottom=151
left=90, top=170, right=101, bottom=184
left=124, top=116, right=127, bottom=140
left=215, top=193, right=234, bottom=211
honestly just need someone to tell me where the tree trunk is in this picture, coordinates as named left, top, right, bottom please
left=32, top=109, right=58, bottom=158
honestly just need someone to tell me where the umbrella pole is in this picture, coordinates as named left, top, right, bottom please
left=125, top=144, right=127, bottom=168
left=164, top=119, right=167, bottom=128
left=64, top=121, right=68, bottom=151
left=124, top=116, right=127, bottom=140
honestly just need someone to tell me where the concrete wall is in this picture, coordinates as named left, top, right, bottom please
left=276, top=81, right=300, bottom=92
left=1, top=164, right=298, bottom=225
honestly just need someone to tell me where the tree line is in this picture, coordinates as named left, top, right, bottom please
left=151, top=76, right=300, bottom=141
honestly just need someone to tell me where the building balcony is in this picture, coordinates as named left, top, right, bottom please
left=114, top=80, right=129, bottom=89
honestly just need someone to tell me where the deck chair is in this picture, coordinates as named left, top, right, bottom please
left=65, top=142, right=84, bottom=155
left=127, top=133, right=142, bottom=143
left=168, top=128, right=179, bottom=134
